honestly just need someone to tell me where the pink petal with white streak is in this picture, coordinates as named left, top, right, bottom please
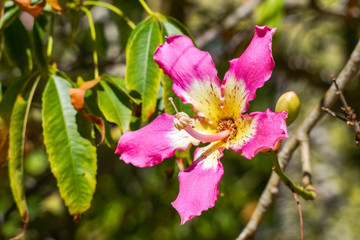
left=230, top=109, right=288, bottom=159
left=154, top=35, right=222, bottom=122
left=115, top=113, right=199, bottom=168
left=172, top=141, right=225, bottom=224
left=222, top=26, right=276, bottom=114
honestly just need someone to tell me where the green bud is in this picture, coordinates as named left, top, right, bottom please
left=275, top=91, right=300, bottom=126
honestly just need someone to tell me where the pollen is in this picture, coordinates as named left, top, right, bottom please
left=217, top=119, right=237, bottom=141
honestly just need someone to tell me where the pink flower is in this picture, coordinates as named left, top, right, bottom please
left=116, top=26, right=288, bottom=225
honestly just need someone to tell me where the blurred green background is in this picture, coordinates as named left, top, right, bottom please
left=1, top=0, right=360, bottom=239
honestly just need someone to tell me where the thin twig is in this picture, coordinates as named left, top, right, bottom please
left=331, top=77, right=349, bottom=109
left=83, top=1, right=136, bottom=29
left=138, top=0, right=155, bottom=17
left=321, top=106, right=348, bottom=122
left=293, top=192, right=304, bottom=240
left=332, top=78, right=360, bottom=147
left=237, top=37, right=360, bottom=240
left=322, top=77, right=360, bottom=147
left=9, top=219, right=28, bottom=240
left=298, top=133, right=315, bottom=193
left=81, top=7, right=99, bottom=79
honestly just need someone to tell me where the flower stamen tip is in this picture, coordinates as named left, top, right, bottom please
left=168, top=97, right=179, bottom=113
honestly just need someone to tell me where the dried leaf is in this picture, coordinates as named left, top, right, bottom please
left=69, top=77, right=104, bottom=144
left=69, top=88, right=85, bottom=111
left=13, top=0, right=46, bottom=17
left=47, top=0, right=62, bottom=11
left=69, top=77, right=101, bottom=111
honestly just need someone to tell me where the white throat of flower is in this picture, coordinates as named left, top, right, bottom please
left=168, top=97, right=230, bottom=143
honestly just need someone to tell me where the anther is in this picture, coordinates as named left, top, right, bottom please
left=169, top=97, right=192, bottom=130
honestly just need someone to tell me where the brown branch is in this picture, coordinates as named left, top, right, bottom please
left=322, top=77, right=360, bottom=147
left=237, top=37, right=360, bottom=240
left=332, top=78, right=360, bottom=147
left=293, top=192, right=304, bottom=240
left=321, top=106, right=348, bottom=122
left=299, top=133, right=315, bottom=193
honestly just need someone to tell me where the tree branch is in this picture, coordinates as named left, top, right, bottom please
left=196, top=0, right=261, bottom=48
left=237, top=37, right=360, bottom=240
left=299, top=132, right=315, bottom=192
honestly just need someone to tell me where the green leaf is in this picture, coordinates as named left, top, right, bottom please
left=160, top=15, right=192, bottom=37
left=0, top=76, right=28, bottom=123
left=254, top=0, right=284, bottom=29
left=97, top=81, right=132, bottom=133
left=0, top=75, right=29, bottom=165
left=162, top=74, right=193, bottom=116
left=32, top=19, right=47, bottom=69
left=83, top=90, right=114, bottom=147
left=0, top=7, right=20, bottom=29
left=8, top=76, right=40, bottom=223
left=8, top=97, right=28, bottom=221
left=3, top=18, right=32, bottom=73
left=102, top=74, right=141, bottom=105
left=42, top=75, right=97, bottom=215
left=125, top=17, right=162, bottom=122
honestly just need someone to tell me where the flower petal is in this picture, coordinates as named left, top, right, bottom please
left=230, top=109, right=288, bottom=159
left=154, top=35, right=222, bottom=122
left=222, top=26, right=276, bottom=114
left=172, top=141, right=225, bottom=224
left=115, top=113, right=199, bottom=167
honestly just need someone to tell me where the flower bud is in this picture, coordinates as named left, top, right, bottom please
left=275, top=91, right=300, bottom=126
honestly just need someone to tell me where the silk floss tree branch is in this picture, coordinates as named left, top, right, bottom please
left=116, top=26, right=289, bottom=224
left=321, top=77, right=360, bottom=147
left=238, top=35, right=360, bottom=240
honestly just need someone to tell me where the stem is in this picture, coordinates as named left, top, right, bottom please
left=83, top=1, right=135, bottom=29
left=271, top=151, right=315, bottom=200
left=46, top=14, right=55, bottom=59
left=81, top=7, right=99, bottom=79
left=9, top=220, right=28, bottom=240
left=138, top=0, right=155, bottom=16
